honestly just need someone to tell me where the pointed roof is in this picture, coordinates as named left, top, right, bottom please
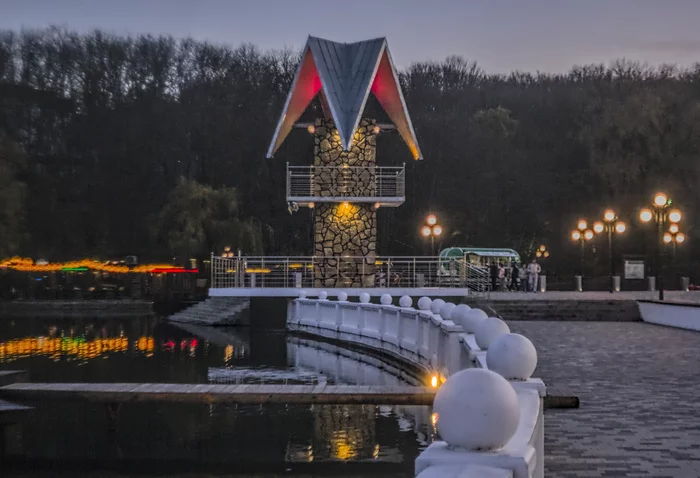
left=267, top=36, right=422, bottom=160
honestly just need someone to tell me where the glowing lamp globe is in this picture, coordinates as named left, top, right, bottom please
left=432, top=225, right=443, bottom=236
left=433, top=368, right=520, bottom=450
left=669, top=210, right=682, bottom=223
left=663, top=233, right=673, bottom=244
left=604, top=210, right=616, bottom=222
left=426, top=215, right=437, bottom=226
left=571, top=230, right=581, bottom=241
left=654, top=193, right=668, bottom=207
left=639, top=209, right=653, bottom=222
left=486, top=333, right=538, bottom=380
left=584, top=230, right=594, bottom=240
left=421, top=226, right=432, bottom=237
left=615, top=222, right=626, bottom=234
left=577, top=219, right=587, bottom=231
left=475, top=317, right=511, bottom=350
left=669, top=223, right=679, bottom=234
left=676, top=233, right=686, bottom=244
left=593, top=222, right=604, bottom=234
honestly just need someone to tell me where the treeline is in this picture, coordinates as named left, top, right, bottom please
left=2, top=27, right=700, bottom=277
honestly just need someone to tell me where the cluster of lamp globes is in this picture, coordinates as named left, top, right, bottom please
left=221, top=246, right=235, bottom=258
left=639, top=192, right=685, bottom=244
left=571, top=209, right=626, bottom=243
left=535, top=245, right=549, bottom=258
left=421, top=214, right=443, bottom=237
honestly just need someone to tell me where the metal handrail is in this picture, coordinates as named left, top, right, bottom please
left=286, top=164, right=405, bottom=200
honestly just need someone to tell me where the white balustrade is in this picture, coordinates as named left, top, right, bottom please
left=288, top=293, right=546, bottom=478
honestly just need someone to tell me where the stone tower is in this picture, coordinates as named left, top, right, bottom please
left=266, top=36, right=422, bottom=287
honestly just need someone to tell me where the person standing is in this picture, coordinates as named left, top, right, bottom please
left=519, top=263, right=528, bottom=291
left=527, top=259, right=541, bottom=293
left=489, top=262, right=498, bottom=291
left=510, top=262, right=519, bottom=291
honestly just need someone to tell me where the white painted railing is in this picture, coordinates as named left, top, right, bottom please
left=288, top=293, right=545, bottom=478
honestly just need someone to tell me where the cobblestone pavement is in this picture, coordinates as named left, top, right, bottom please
left=509, top=321, right=700, bottom=477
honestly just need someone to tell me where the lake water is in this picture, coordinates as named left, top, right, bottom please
left=0, top=314, right=435, bottom=477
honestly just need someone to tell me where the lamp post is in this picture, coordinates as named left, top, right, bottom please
left=571, top=220, right=593, bottom=277
left=639, top=192, right=682, bottom=301
left=664, top=224, right=685, bottom=281
left=422, top=214, right=443, bottom=256
left=592, top=210, right=626, bottom=293
left=535, top=245, right=549, bottom=260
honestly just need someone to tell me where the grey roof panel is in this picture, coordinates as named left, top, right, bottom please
left=267, top=35, right=422, bottom=159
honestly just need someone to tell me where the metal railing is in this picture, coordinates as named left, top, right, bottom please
left=211, top=254, right=486, bottom=290
left=286, top=164, right=405, bottom=203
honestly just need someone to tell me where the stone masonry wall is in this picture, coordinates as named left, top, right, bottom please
left=313, top=118, right=377, bottom=287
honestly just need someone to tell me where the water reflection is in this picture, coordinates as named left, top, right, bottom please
left=0, top=315, right=433, bottom=472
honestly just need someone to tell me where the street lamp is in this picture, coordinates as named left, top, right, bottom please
left=535, top=244, right=549, bottom=259
left=571, top=220, right=594, bottom=277
left=639, top=192, right=682, bottom=300
left=593, top=209, right=626, bottom=293
left=422, top=215, right=443, bottom=255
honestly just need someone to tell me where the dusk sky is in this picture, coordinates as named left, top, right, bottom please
left=3, top=0, right=700, bottom=73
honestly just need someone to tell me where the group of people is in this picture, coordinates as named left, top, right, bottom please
left=489, top=259, right=541, bottom=292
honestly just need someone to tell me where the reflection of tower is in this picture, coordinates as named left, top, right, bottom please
left=267, top=36, right=422, bottom=287
left=313, top=404, right=377, bottom=461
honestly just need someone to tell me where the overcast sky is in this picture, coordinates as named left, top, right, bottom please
left=2, top=0, right=700, bottom=73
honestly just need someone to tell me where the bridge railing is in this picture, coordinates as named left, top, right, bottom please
left=211, top=255, right=481, bottom=289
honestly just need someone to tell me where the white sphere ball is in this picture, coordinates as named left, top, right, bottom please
left=417, top=297, right=432, bottom=310
left=475, top=317, right=510, bottom=350
left=433, top=368, right=520, bottom=450
left=399, top=295, right=413, bottom=308
left=359, top=292, right=371, bottom=304
left=318, top=291, right=328, bottom=300
left=337, top=291, right=348, bottom=302
left=455, top=303, right=471, bottom=315
left=430, top=298, right=446, bottom=315
left=380, top=294, right=393, bottom=306
left=461, top=308, right=488, bottom=333
left=298, top=290, right=307, bottom=298
left=440, top=302, right=456, bottom=320
left=487, top=333, right=538, bottom=380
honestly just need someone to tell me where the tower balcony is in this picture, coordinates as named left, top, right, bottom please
left=286, top=164, right=405, bottom=207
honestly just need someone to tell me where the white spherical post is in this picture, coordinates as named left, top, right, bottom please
left=440, top=302, right=456, bottom=320
left=298, top=290, right=307, bottom=299
left=454, top=303, right=471, bottom=314
left=487, top=333, right=538, bottom=380
left=399, top=295, right=413, bottom=308
left=475, top=317, right=510, bottom=350
left=318, top=291, right=328, bottom=300
left=430, top=298, right=446, bottom=315
left=417, top=297, right=432, bottom=310
left=359, top=292, right=371, bottom=304
left=337, top=291, right=348, bottom=302
left=380, top=294, right=393, bottom=306
left=433, top=368, right=520, bottom=450
left=461, top=308, right=488, bottom=333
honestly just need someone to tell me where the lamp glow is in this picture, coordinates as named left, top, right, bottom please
left=676, top=233, right=686, bottom=243
left=604, top=210, right=616, bottom=222
left=308, top=202, right=314, bottom=209
left=654, top=193, right=668, bottom=207
left=584, top=230, right=594, bottom=240
left=593, top=222, right=604, bottom=233
left=431, top=375, right=438, bottom=388
left=307, top=124, right=315, bottom=134
left=639, top=209, right=653, bottom=222
left=536, top=251, right=542, bottom=258
left=427, top=215, right=437, bottom=226
left=571, top=230, right=581, bottom=241
left=669, top=223, right=679, bottom=234
left=615, top=222, right=626, bottom=233
left=668, top=209, right=682, bottom=223
left=421, top=226, right=432, bottom=237
left=663, top=233, right=673, bottom=244
left=577, top=220, right=587, bottom=231
left=373, top=125, right=381, bottom=134
left=544, top=251, right=550, bottom=258
left=539, top=245, right=546, bottom=252
left=432, top=225, right=443, bottom=236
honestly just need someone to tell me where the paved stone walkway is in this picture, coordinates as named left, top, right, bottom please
left=509, top=321, right=700, bottom=477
